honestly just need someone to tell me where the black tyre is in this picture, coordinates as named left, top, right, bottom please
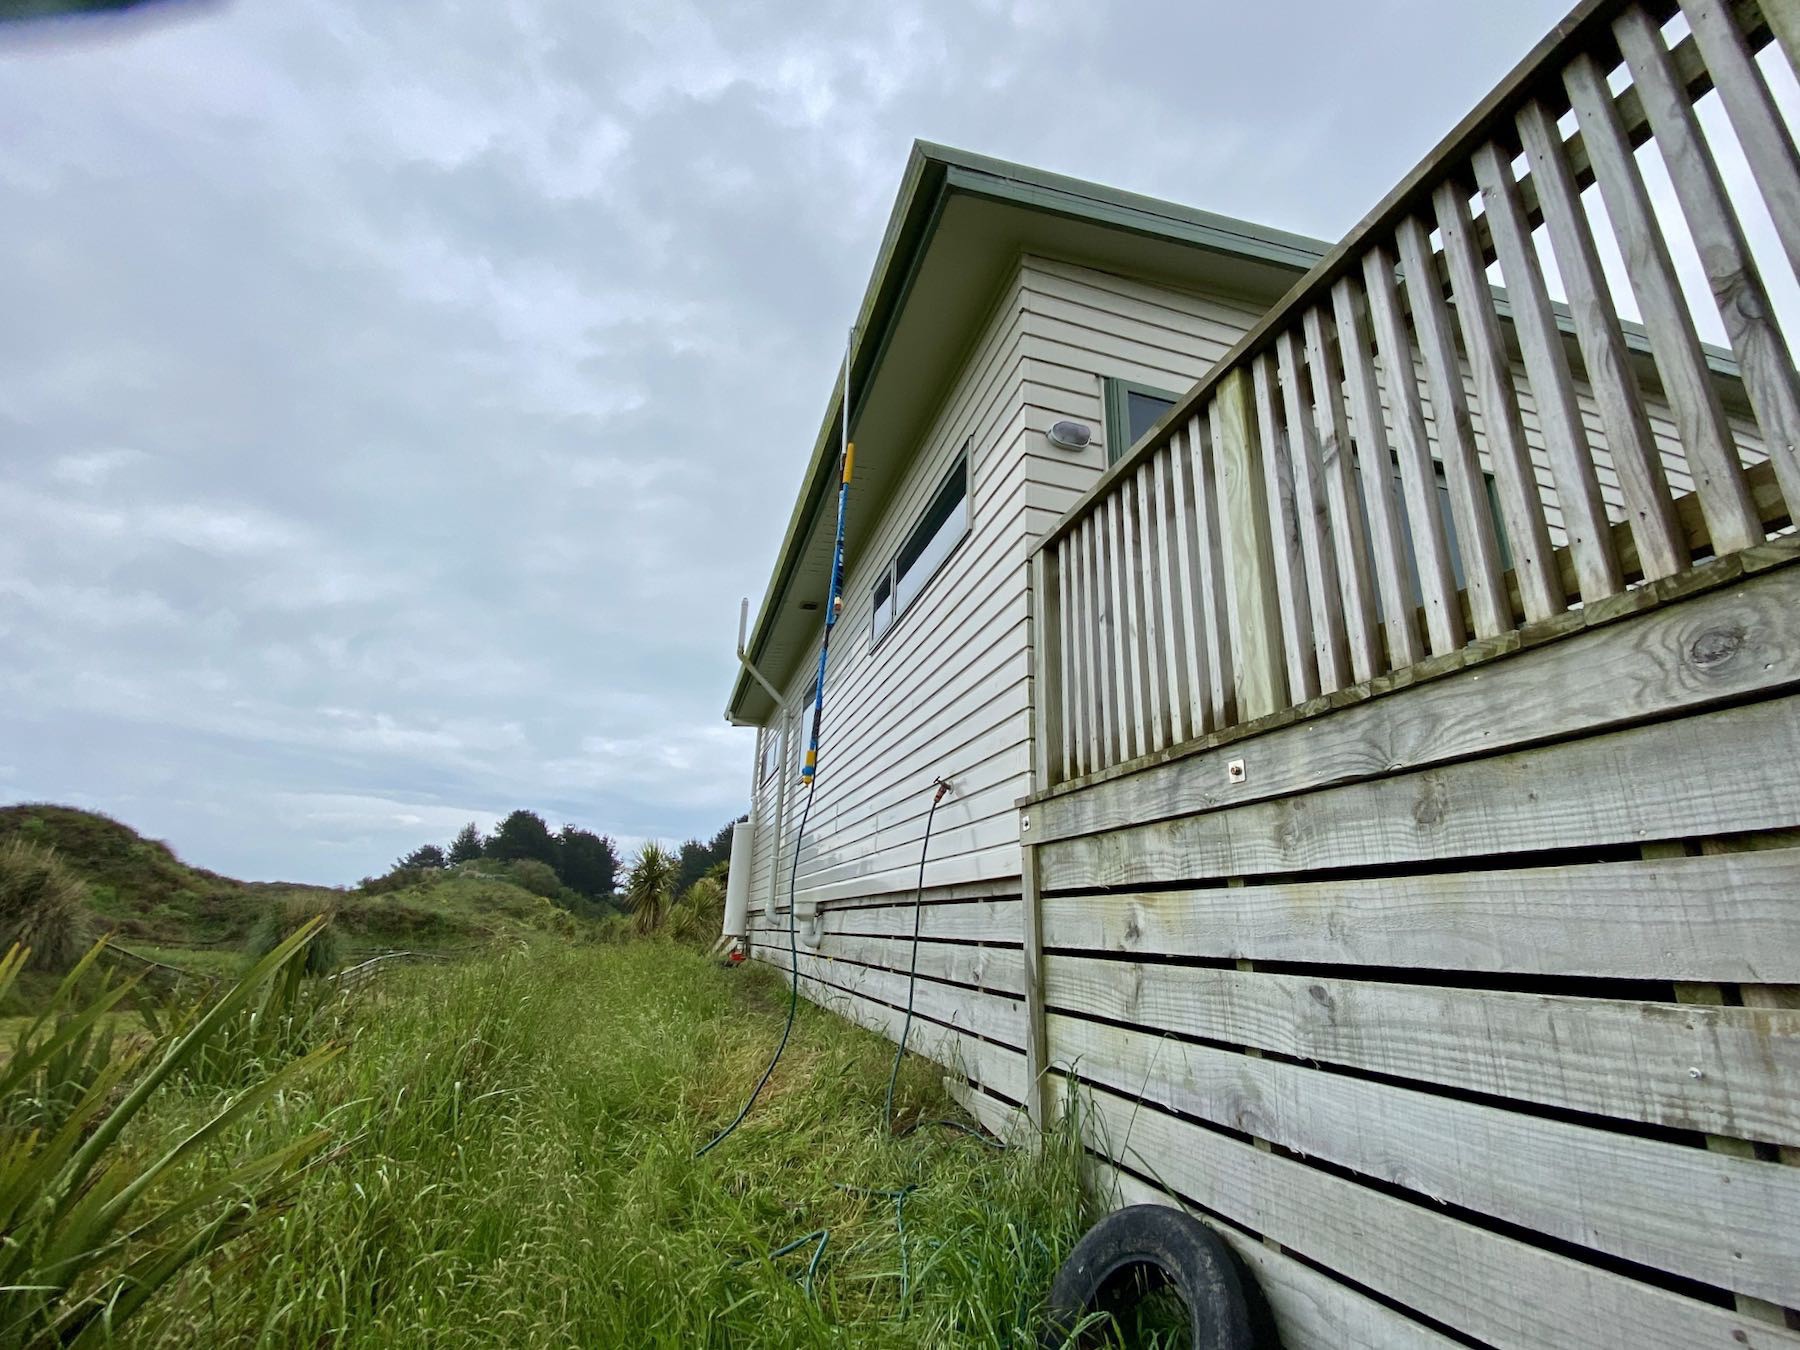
left=1043, top=1205, right=1269, bottom=1348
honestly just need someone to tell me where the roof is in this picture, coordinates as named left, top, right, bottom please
left=724, top=141, right=1328, bottom=725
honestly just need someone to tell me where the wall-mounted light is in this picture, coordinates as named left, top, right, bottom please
left=1047, top=420, right=1092, bottom=453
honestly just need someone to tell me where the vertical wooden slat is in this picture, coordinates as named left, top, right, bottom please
left=1116, top=479, right=1149, bottom=761
left=1616, top=7, right=1800, bottom=524
left=1056, top=535, right=1077, bottom=785
left=1065, top=526, right=1086, bottom=781
left=1433, top=175, right=1566, bottom=622
left=1133, top=460, right=1169, bottom=753
left=1106, top=490, right=1136, bottom=765
left=1763, top=0, right=1800, bottom=77
left=1031, top=547, right=1064, bottom=792
left=1302, top=304, right=1381, bottom=683
left=1213, top=371, right=1287, bottom=720
left=1331, top=274, right=1424, bottom=670
left=1252, top=352, right=1318, bottom=703
left=1151, top=446, right=1191, bottom=745
left=1276, top=330, right=1352, bottom=692
left=1082, top=513, right=1109, bottom=775
left=1469, top=144, right=1625, bottom=604
left=1563, top=50, right=1763, bottom=555
left=1515, top=98, right=1687, bottom=581
left=1681, top=0, right=1800, bottom=280
left=1193, top=408, right=1237, bottom=728
left=1394, top=214, right=1511, bottom=637
left=1093, top=507, right=1120, bottom=771
left=1167, top=423, right=1212, bottom=735
left=1362, top=245, right=1465, bottom=655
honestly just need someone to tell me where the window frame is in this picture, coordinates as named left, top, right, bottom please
left=870, top=447, right=972, bottom=649
left=1102, top=377, right=1180, bottom=466
left=759, top=722, right=783, bottom=785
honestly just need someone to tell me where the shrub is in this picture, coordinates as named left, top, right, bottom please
left=504, top=859, right=562, bottom=900
left=246, top=895, right=342, bottom=976
left=668, top=875, right=726, bottom=946
left=0, top=839, right=91, bottom=972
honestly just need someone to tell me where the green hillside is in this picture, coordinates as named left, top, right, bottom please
left=0, top=804, right=587, bottom=970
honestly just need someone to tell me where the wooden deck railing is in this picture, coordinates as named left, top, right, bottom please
left=1030, top=0, right=1800, bottom=790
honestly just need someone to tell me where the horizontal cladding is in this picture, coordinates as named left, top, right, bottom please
left=756, top=268, right=1034, bottom=912
left=1037, top=559, right=1800, bottom=1346
left=749, top=887, right=1027, bottom=1098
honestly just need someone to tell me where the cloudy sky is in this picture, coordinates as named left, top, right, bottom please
left=0, top=0, right=1599, bottom=882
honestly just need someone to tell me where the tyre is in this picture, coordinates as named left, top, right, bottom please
left=1043, top=1204, right=1269, bottom=1348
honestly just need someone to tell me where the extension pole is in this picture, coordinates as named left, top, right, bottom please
left=800, top=326, right=855, bottom=791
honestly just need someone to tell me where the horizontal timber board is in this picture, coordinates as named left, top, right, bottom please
left=1051, top=1013, right=1800, bottom=1303
left=792, top=932, right=1027, bottom=997
left=777, top=967, right=1028, bottom=1101
left=754, top=895, right=1020, bottom=944
left=1037, top=692, right=1800, bottom=889
left=757, top=946, right=1026, bottom=1050
left=1094, top=1164, right=1463, bottom=1350
left=1039, top=848, right=1800, bottom=981
left=1055, top=1079, right=1800, bottom=1350
left=1030, top=563, right=1800, bottom=844
left=943, top=1078, right=1031, bottom=1143
left=1042, top=954, right=1800, bottom=1144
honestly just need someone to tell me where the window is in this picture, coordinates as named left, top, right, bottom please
left=1103, top=378, right=1178, bottom=465
left=871, top=451, right=970, bottom=643
left=759, top=724, right=783, bottom=784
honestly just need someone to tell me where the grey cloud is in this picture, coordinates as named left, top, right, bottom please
left=1, top=0, right=1575, bottom=881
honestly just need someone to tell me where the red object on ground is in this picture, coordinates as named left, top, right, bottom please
left=728, top=950, right=746, bottom=964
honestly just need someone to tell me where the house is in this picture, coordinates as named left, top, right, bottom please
left=726, top=140, right=1334, bottom=927
left=725, top=0, right=1800, bottom=1342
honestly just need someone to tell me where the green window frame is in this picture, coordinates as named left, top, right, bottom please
left=1102, top=377, right=1179, bottom=466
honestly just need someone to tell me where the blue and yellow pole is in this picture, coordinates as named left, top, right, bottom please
left=801, top=331, right=855, bottom=790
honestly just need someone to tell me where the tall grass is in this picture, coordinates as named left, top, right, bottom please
left=109, top=941, right=1090, bottom=1346
left=0, top=839, right=91, bottom=972
left=0, top=926, right=337, bottom=1346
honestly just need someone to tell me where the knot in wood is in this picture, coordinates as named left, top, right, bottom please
left=1687, top=624, right=1744, bottom=670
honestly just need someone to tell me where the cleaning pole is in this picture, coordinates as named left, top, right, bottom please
left=802, top=327, right=855, bottom=789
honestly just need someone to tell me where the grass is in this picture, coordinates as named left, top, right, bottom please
left=89, top=940, right=1093, bottom=1347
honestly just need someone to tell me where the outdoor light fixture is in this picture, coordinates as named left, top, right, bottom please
left=1047, top=419, right=1092, bottom=452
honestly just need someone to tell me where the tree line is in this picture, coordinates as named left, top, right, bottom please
left=392, top=810, right=744, bottom=910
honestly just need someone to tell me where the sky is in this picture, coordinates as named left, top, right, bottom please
left=0, top=0, right=1627, bottom=883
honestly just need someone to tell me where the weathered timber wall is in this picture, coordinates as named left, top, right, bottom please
left=1035, top=556, right=1800, bottom=1349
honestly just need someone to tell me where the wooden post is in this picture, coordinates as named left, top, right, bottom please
left=1212, top=367, right=1287, bottom=720
left=1019, top=833, right=1050, bottom=1146
left=1022, top=553, right=1052, bottom=1144
left=1030, top=548, right=1064, bottom=792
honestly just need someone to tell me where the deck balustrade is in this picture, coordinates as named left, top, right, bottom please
left=1030, top=0, right=1799, bottom=789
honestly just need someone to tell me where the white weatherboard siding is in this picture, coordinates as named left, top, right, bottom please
left=765, top=267, right=1033, bottom=913
left=752, top=256, right=1280, bottom=916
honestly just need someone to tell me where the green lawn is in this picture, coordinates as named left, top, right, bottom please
left=108, top=941, right=1091, bottom=1347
